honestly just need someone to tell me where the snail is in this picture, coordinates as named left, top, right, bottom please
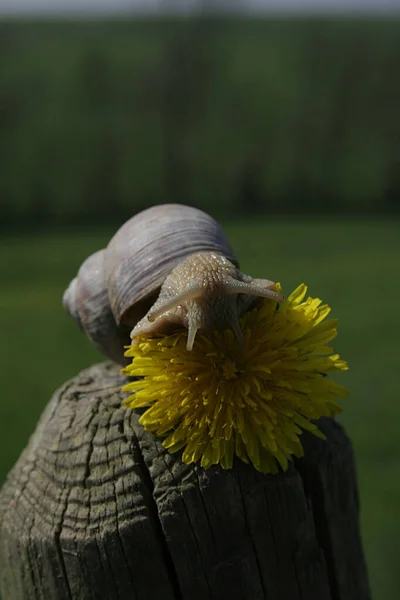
left=63, top=204, right=283, bottom=365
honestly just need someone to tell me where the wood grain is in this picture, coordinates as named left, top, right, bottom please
left=0, top=362, right=370, bottom=600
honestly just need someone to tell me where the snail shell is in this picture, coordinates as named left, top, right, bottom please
left=63, top=204, right=283, bottom=364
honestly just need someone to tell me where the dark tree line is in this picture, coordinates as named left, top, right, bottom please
left=0, top=17, right=400, bottom=230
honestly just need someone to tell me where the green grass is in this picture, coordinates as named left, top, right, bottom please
left=0, top=218, right=399, bottom=599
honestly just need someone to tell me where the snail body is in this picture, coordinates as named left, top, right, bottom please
left=63, top=204, right=283, bottom=364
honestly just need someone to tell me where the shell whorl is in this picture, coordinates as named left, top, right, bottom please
left=64, top=250, right=130, bottom=364
left=104, top=204, right=237, bottom=326
left=63, top=277, right=82, bottom=329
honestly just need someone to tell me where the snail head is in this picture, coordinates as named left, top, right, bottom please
left=130, top=252, right=284, bottom=351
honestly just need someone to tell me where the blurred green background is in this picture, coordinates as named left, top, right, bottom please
left=1, top=17, right=400, bottom=226
left=1, top=14, right=399, bottom=600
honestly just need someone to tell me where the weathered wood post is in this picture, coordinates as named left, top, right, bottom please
left=0, top=362, right=370, bottom=600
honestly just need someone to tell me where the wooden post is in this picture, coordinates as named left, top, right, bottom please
left=0, top=362, right=370, bottom=600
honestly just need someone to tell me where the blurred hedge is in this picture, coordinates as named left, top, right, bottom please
left=0, top=17, right=400, bottom=227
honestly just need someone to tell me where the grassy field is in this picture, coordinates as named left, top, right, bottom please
left=0, top=218, right=399, bottom=598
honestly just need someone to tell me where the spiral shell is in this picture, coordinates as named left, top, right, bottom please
left=63, top=204, right=238, bottom=364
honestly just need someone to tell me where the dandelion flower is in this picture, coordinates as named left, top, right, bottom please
left=122, top=283, right=348, bottom=474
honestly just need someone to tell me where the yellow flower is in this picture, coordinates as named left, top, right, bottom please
left=122, top=283, right=348, bottom=474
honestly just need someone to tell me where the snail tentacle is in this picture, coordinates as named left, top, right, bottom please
left=223, top=277, right=284, bottom=303
left=147, top=282, right=203, bottom=323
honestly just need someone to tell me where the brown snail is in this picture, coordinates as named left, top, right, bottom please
left=63, top=204, right=283, bottom=365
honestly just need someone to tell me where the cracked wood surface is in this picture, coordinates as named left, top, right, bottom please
left=0, top=362, right=370, bottom=600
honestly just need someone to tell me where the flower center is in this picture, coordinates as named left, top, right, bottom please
left=219, top=359, right=239, bottom=380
